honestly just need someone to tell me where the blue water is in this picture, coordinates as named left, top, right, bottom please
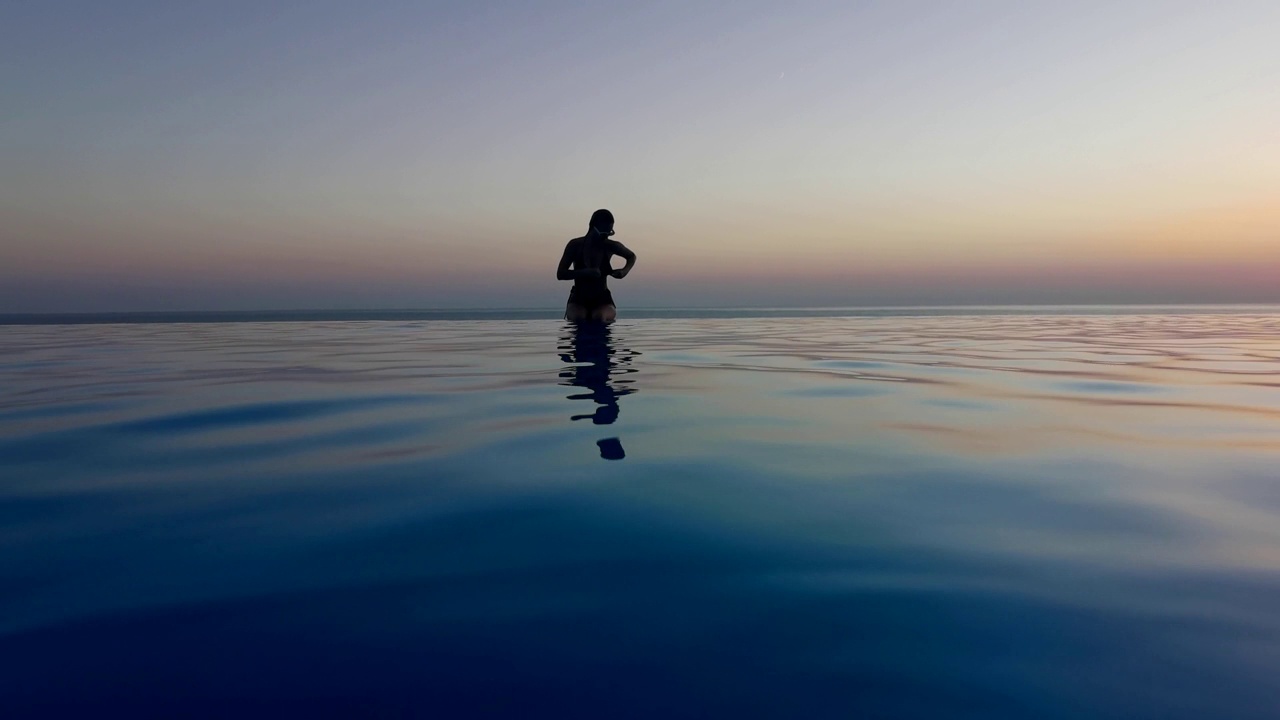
left=3, top=312, right=1280, bottom=717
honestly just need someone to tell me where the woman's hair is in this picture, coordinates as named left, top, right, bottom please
left=589, top=209, right=614, bottom=230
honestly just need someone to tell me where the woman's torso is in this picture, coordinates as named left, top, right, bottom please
left=572, top=237, right=613, bottom=294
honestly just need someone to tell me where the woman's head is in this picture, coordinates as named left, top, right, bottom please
left=589, top=209, right=615, bottom=237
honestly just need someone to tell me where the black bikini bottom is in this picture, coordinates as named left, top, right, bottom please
left=568, top=287, right=614, bottom=312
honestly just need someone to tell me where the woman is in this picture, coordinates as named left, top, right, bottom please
left=556, top=209, right=636, bottom=322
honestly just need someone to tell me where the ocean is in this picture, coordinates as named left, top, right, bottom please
left=2, top=308, right=1279, bottom=717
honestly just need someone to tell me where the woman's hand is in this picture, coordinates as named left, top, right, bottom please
left=610, top=268, right=629, bottom=279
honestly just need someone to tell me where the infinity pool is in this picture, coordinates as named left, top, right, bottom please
left=2, top=314, right=1279, bottom=717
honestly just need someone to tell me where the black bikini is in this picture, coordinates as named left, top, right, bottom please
left=567, top=238, right=615, bottom=312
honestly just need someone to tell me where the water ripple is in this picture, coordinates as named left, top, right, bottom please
left=3, top=314, right=1280, bottom=716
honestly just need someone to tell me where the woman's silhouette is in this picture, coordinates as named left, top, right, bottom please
left=558, top=321, right=638, bottom=460
left=556, top=209, right=637, bottom=322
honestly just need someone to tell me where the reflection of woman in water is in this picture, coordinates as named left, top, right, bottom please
left=556, top=209, right=637, bottom=322
left=558, top=321, right=638, bottom=460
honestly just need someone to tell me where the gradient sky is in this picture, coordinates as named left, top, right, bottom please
left=2, top=0, right=1278, bottom=311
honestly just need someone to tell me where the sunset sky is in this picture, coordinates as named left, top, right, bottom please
left=3, top=1, right=1278, bottom=311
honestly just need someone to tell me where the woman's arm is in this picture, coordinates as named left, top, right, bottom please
left=609, top=242, right=636, bottom=279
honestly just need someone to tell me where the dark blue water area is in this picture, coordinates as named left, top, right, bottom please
left=3, top=316, right=1280, bottom=718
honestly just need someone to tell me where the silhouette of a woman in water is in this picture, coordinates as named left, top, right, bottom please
left=556, top=209, right=637, bottom=322
left=559, top=321, right=637, bottom=460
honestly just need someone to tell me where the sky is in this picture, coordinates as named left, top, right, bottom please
left=2, top=0, right=1278, bottom=311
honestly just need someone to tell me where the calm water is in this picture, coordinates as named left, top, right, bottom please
left=2, top=313, right=1280, bottom=718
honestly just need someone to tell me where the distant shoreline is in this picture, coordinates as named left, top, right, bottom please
left=4, top=305, right=1279, bottom=325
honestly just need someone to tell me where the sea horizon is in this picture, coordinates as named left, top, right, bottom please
left=4, top=302, right=1280, bottom=325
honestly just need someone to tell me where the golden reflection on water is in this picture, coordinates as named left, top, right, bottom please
left=6, top=314, right=1280, bottom=462
left=619, top=314, right=1280, bottom=457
